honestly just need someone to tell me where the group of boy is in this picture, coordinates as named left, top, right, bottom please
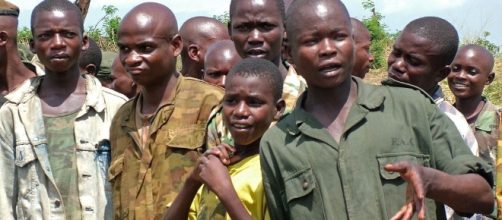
left=0, top=0, right=499, bottom=220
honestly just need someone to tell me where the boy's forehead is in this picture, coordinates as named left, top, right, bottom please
left=33, top=9, right=81, bottom=29
left=286, top=1, right=350, bottom=35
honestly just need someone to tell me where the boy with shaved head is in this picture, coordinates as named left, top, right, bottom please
left=351, top=17, right=374, bottom=79
left=260, top=0, right=494, bottom=219
left=179, top=16, right=229, bottom=79
left=0, top=0, right=127, bottom=218
left=388, top=17, right=479, bottom=158
left=0, top=0, right=37, bottom=106
left=108, top=3, right=224, bottom=220
left=203, top=40, right=242, bottom=88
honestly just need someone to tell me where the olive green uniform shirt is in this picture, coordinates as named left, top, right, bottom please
left=260, top=77, right=493, bottom=220
left=108, top=76, right=224, bottom=220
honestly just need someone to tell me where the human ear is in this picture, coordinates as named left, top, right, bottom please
left=188, top=44, right=201, bottom=62
left=487, top=72, right=495, bottom=85
left=171, top=34, right=183, bottom=57
left=0, top=32, right=8, bottom=46
left=81, top=35, right=89, bottom=51
left=85, top=64, right=97, bottom=76
left=29, top=38, right=36, bottom=54
left=273, top=99, right=286, bottom=120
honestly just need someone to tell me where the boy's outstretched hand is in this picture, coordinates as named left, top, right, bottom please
left=385, top=161, right=432, bottom=220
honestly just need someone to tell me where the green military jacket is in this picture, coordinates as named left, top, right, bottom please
left=108, top=76, right=224, bottom=220
left=260, top=77, right=493, bottom=220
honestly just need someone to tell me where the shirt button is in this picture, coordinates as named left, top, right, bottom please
left=55, top=200, right=61, bottom=207
left=302, top=180, right=309, bottom=190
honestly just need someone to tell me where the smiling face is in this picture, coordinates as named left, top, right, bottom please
left=229, top=0, right=284, bottom=65
left=223, top=74, right=279, bottom=147
left=387, top=30, right=447, bottom=93
left=31, top=9, right=87, bottom=74
left=447, top=46, right=494, bottom=100
left=286, top=1, right=354, bottom=89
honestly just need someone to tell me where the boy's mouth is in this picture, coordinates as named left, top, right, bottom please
left=450, top=82, right=469, bottom=90
left=245, top=48, right=267, bottom=58
left=50, top=53, right=70, bottom=60
left=318, top=63, right=342, bottom=74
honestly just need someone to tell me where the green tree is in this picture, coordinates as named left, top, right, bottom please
left=213, top=11, right=230, bottom=25
left=463, top=31, right=500, bottom=55
left=361, top=0, right=390, bottom=69
left=87, top=5, right=121, bottom=51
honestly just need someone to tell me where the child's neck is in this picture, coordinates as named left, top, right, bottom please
left=455, top=96, right=485, bottom=124
left=140, top=72, right=179, bottom=115
left=304, top=78, right=357, bottom=143
left=231, top=142, right=260, bottom=165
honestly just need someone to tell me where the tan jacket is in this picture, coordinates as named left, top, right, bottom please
left=0, top=75, right=127, bottom=219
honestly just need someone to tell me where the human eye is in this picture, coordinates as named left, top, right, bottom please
left=333, top=32, right=349, bottom=41
left=234, top=23, right=250, bottom=32
left=37, top=32, right=51, bottom=41
left=258, top=22, right=276, bottom=32
left=63, top=31, right=78, bottom=38
left=466, top=67, right=478, bottom=75
left=117, top=44, right=130, bottom=53
left=138, top=44, right=155, bottom=53
left=223, top=95, right=238, bottom=106
left=450, top=64, right=461, bottom=72
left=406, top=56, right=422, bottom=67
left=247, top=97, right=265, bottom=107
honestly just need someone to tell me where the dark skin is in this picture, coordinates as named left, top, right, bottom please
left=448, top=45, right=495, bottom=124
left=165, top=74, right=285, bottom=220
left=203, top=40, right=242, bottom=88
left=117, top=3, right=182, bottom=115
left=30, top=9, right=89, bottom=115
left=287, top=0, right=493, bottom=219
left=179, top=17, right=229, bottom=79
left=229, top=0, right=288, bottom=79
left=387, top=30, right=451, bottom=96
left=351, top=17, right=374, bottom=79
left=111, top=56, right=139, bottom=99
left=0, top=15, right=37, bottom=95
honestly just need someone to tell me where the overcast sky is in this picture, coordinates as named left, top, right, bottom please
left=16, top=0, right=502, bottom=46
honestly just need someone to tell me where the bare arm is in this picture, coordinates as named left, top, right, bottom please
left=199, top=155, right=253, bottom=220
left=386, top=162, right=493, bottom=220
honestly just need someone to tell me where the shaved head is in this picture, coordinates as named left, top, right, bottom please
left=351, top=18, right=368, bottom=39
left=179, top=16, right=229, bottom=78
left=286, top=0, right=351, bottom=41
left=458, top=44, right=495, bottom=71
left=120, top=2, right=178, bottom=41
left=205, top=40, right=239, bottom=62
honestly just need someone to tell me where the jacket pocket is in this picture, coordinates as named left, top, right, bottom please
left=165, top=124, right=206, bottom=151
left=284, top=168, right=316, bottom=203
left=376, top=152, right=430, bottom=217
left=15, top=144, right=37, bottom=168
left=376, top=152, right=430, bottom=180
left=283, top=167, right=323, bottom=219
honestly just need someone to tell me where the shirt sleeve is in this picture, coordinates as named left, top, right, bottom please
left=429, top=103, right=493, bottom=186
left=0, top=106, right=17, bottom=219
left=260, top=133, right=288, bottom=220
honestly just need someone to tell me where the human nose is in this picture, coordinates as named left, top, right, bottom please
left=123, top=50, right=141, bottom=67
left=319, top=38, right=336, bottom=57
left=234, top=101, right=250, bottom=118
left=248, top=29, right=264, bottom=45
left=51, top=34, right=65, bottom=49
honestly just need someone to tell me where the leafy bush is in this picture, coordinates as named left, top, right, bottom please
left=361, top=0, right=390, bottom=69
left=87, top=5, right=121, bottom=51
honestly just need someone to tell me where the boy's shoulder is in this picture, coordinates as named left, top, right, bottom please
left=179, top=76, right=225, bottom=97
left=379, top=78, right=435, bottom=103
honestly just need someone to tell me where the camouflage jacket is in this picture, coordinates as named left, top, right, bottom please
left=0, top=75, right=127, bottom=220
left=108, top=76, right=223, bottom=220
left=470, top=98, right=500, bottom=167
left=206, top=67, right=306, bottom=147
